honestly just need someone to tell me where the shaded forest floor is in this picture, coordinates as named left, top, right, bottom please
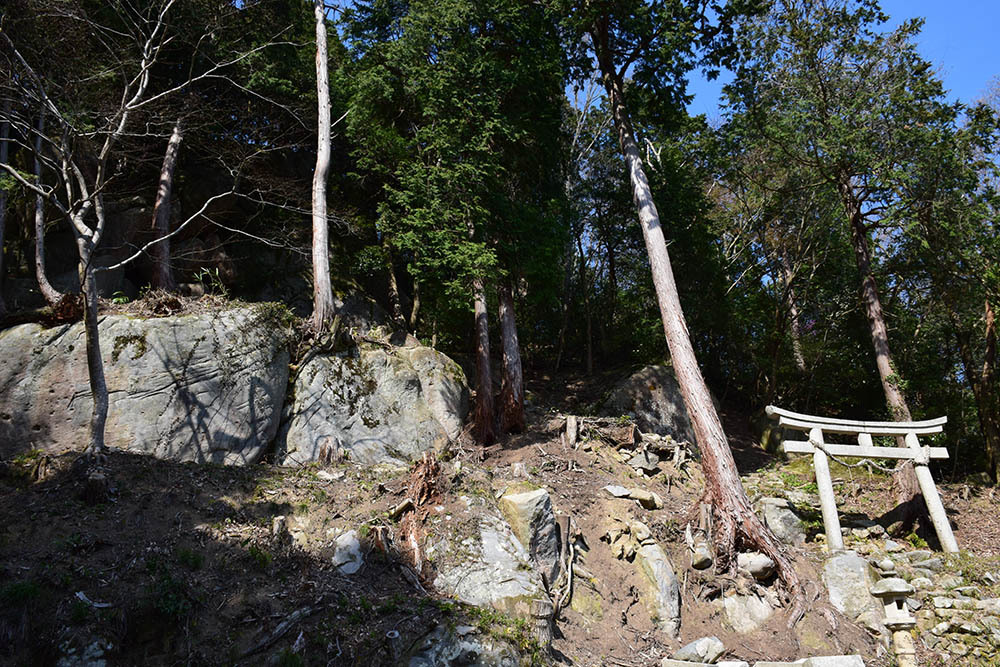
left=2, top=369, right=999, bottom=666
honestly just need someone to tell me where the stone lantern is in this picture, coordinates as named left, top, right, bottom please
left=871, top=577, right=917, bottom=667
left=870, top=577, right=915, bottom=629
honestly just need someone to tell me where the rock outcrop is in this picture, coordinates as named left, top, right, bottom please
left=498, top=487, right=562, bottom=585
left=602, top=365, right=695, bottom=444
left=431, top=513, right=547, bottom=618
left=0, top=306, right=290, bottom=464
left=279, top=343, right=469, bottom=466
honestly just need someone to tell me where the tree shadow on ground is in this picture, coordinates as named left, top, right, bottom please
left=0, top=451, right=508, bottom=666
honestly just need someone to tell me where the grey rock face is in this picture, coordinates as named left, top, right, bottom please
left=672, top=636, right=725, bottom=663
left=0, top=307, right=289, bottom=464
left=758, top=498, right=807, bottom=546
left=433, top=514, right=546, bottom=618
left=636, top=542, right=681, bottom=638
left=823, top=551, right=881, bottom=621
left=498, top=488, right=561, bottom=585
left=279, top=344, right=469, bottom=466
left=407, top=625, right=519, bottom=667
left=602, top=365, right=695, bottom=444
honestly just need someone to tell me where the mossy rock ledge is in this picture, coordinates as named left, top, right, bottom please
left=0, top=306, right=290, bottom=464
left=277, top=343, right=470, bottom=466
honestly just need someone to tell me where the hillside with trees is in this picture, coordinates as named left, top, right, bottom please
left=1, top=0, right=999, bottom=665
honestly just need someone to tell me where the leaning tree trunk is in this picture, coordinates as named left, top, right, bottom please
left=384, top=240, right=406, bottom=329
left=0, top=102, right=8, bottom=317
left=310, top=0, right=335, bottom=331
left=150, top=119, right=182, bottom=291
left=33, top=111, right=62, bottom=306
left=591, top=19, right=800, bottom=598
left=840, top=186, right=926, bottom=515
left=472, top=278, right=496, bottom=444
left=498, top=281, right=525, bottom=434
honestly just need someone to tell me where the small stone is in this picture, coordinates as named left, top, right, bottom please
left=737, top=552, right=776, bottom=580
left=910, top=567, right=936, bottom=580
left=604, top=485, right=630, bottom=498
left=934, top=597, right=954, bottom=609
left=628, top=450, right=662, bottom=475
left=911, top=577, right=933, bottom=590
left=629, top=520, right=653, bottom=544
left=884, top=539, right=904, bottom=552
left=904, top=550, right=933, bottom=562
left=316, top=469, right=344, bottom=481
left=906, top=597, right=922, bottom=611
left=629, top=488, right=664, bottom=510
left=332, top=530, right=363, bottom=574
left=938, top=574, right=964, bottom=589
left=877, top=558, right=896, bottom=573
left=930, top=621, right=952, bottom=636
left=691, top=544, right=713, bottom=570
left=672, top=636, right=725, bottom=663
left=511, top=462, right=528, bottom=478
left=851, top=527, right=871, bottom=539
left=912, top=558, right=944, bottom=572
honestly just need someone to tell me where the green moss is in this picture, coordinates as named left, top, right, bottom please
left=111, top=332, right=148, bottom=362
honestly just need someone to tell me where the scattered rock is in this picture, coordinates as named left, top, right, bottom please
left=629, top=488, right=664, bottom=510
left=604, top=485, right=631, bottom=498
left=636, top=541, right=681, bottom=638
left=628, top=449, right=662, bottom=475
left=332, top=530, right=363, bottom=574
left=757, top=498, right=807, bottom=546
left=672, top=636, right=725, bottom=663
left=737, top=552, right=776, bottom=581
left=884, top=540, right=904, bottom=553
left=754, top=657, right=865, bottom=667
left=911, top=558, right=944, bottom=572
left=823, top=551, right=880, bottom=621
left=722, top=592, right=774, bottom=634
left=406, top=624, right=520, bottom=666
left=498, top=487, right=561, bottom=585
left=691, top=543, right=713, bottom=570
left=280, top=344, right=469, bottom=466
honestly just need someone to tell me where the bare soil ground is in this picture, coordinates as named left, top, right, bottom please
left=1, top=369, right=996, bottom=666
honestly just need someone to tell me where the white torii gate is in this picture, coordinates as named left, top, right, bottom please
left=766, top=405, right=958, bottom=553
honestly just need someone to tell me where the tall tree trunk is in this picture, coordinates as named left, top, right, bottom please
left=409, top=279, right=421, bottom=333
left=780, top=250, right=807, bottom=373
left=383, top=240, right=406, bottom=329
left=842, top=188, right=911, bottom=420
left=33, top=111, right=61, bottom=306
left=840, top=183, right=924, bottom=528
left=576, top=233, right=593, bottom=375
left=498, top=281, right=525, bottom=434
left=953, top=302, right=1000, bottom=481
left=150, top=119, right=182, bottom=291
left=473, top=278, right=495, bottom=444
left=0, top=101, right=8, bottom=317
left=310, top=1, right=335, bottom=331
left=591, top=19, right=799, bottom=599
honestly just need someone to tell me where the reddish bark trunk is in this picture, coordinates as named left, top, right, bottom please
left=591, top=18, right=800, bottom=600
left=498, top=281, right=525, bottom=434
left=472, top=278, right=495, bottom=444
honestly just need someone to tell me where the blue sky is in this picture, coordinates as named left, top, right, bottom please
left=686, top=0, right=999, bottom=118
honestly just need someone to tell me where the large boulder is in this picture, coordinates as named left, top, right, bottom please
left=823, top=551, right=881, bottom=621
left=0, top=306, right=290, bottom=464
left=432, top=513, right=547, bottom=617
left=279, top=343, right=469, bottom=466
left=498, top=487, right=562, bottom=585
left=602, top=365, right=695, bottom=444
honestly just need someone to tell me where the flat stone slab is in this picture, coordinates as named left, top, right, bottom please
left=755, top=657, right=864, bottom=667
